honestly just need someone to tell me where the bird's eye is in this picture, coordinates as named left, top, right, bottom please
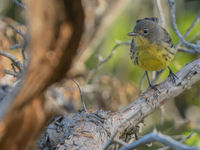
left=143, top=29, right=149, bottom=35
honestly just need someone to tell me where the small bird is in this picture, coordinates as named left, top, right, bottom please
left=128, top=17, right=177, bottom=88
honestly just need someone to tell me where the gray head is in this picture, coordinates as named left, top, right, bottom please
left=128, top=17, right=165, bottom=43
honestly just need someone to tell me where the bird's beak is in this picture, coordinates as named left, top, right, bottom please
left=128, top=32, right=137, bottom=36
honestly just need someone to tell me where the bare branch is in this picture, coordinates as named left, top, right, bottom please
left=8, top=24, right=27, bottom=63
left=175, top=11, right=200, bottom=49
left=119, top=130, right=199, bottom=150
left=4, top=70, right=18, bottom=77
left=103, top=110, right=141, bottom=150
left=73, top=79, right=87, bottom=112
left=9, top=44, right=24, bottom=50
left=86, top=41, right=130, bottom=83
left=168, top=0, right=200, bottom=52
left=158, top=133, right=194, bottom=150
left=37, top=50, right=200, bottom=150
left=0, top=50, right=23, bottom=72
left=178, top=47, right=196, bottom=54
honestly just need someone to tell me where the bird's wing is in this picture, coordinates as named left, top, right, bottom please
left=130, top=39, right=135, bottom=60
left=161, top=27, right=177, bottom=54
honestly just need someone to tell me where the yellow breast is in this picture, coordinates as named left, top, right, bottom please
left=132, top=36, right=174, bottom=71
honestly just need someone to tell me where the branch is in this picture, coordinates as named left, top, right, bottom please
left=43, top=58, right=200, bottom=150
left=178, top=47, right=196, bottom=54
left=119, top=129, right=199, bottom=150
left=103, top=110, right=140, bottom=150
left=175, top=11, right=200, bottom=49
left=168, top=0, right=200, bottom=52
left=158, top=133, right=194, bottom=150
left=109, top=58, right=200, bottom=136
left=8, top=24, right=28, bottom=64
left=86, top=41, right=130, bottom=82
left=73, top=79, right=87, bottom=112
left=0, top=49, right=23, bottom=72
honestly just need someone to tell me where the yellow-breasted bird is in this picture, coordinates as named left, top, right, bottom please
left=128, top=17, right=177, bottom=88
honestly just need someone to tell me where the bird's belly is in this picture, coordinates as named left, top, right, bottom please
left=135, top=48, right=172, bottom=71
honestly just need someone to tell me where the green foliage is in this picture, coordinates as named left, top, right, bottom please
left=184, top=131, right=200, bottom=146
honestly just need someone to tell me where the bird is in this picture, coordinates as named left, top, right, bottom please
left=128, top=17, right=177, bottom=88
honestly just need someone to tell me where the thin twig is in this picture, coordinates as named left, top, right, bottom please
left=103, top=110, right=141, bottom=150
left=11, top=63, right=17, bottom=73
left=168, top=0, right=200, bottom=52
left=8, top=24, right=27, bottom=64
left=175, top=11, right=200, bottom=49
left=9, top=44, right=24, bottom=50
left=4, top=69, right=18, bottom=77
left=13, top=0, right=26, bottom=9
left=73, top=79, right=87, bottom=112
left=155, top=0, right=165, bottom=27
left=119, top=129, right=199, bottom=150
left=178, top=47, right=196, bottom=54
left=157, top=133, right=194, bottom=150
left=0, top=50, right=23, bottom=72
left=86, top=41, right=131, bottom=83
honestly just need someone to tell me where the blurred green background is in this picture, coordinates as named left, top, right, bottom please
left=1, top=0, right=200, bottom=148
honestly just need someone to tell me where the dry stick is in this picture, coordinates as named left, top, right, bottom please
left=168, top=0, right=200, bottom=52
left=178, top=47, right=196, bottom=54
left=103, top=110, right=141, bottom=150
left=119, top=129, right=199, bottom=150
left=86, top=41, right=131, bottom=83
left=157, top=133, right=194, bottom=150
left=0, top=50, right=23, bottom=72
left=73, top=79, right=87, bottom=112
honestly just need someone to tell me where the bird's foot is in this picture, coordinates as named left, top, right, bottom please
left=148, top=83, right=160, bottom=92
left=168, top=68, right=178, bottom=84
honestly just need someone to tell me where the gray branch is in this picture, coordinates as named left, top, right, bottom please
left=0, top=50, right=23, bottom=72
left=119, top=130, right=199, bottom=150
left=86, top=41, right=130, bottom=83
left=38, top=58, right=200, bottom=150
left=168, top=0, right=200, bottom=52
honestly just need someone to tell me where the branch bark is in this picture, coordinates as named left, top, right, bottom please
left=40, top=58, right=200, bottom=149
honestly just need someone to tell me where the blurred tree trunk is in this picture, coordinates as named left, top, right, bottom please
left=0, top=0, right=84, bottom=149
left=0, top=0, right=131, bottom=150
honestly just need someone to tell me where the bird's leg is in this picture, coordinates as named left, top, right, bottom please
left=145, top=71, right=158, bottom=90
left=168, top=66, right=178, bottom=84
